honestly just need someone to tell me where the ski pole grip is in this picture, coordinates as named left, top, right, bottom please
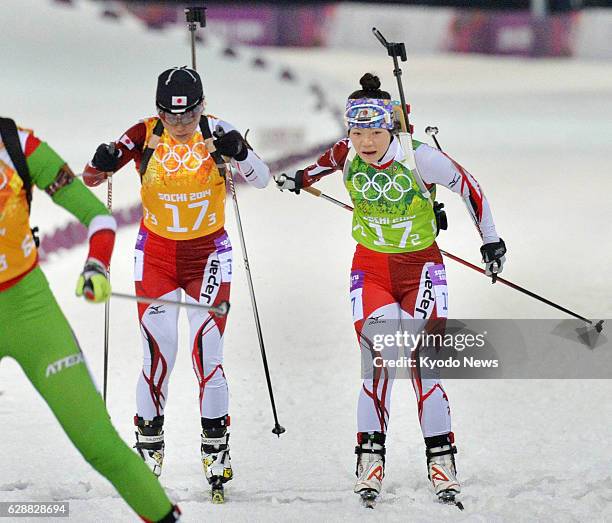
left=205, top=137, right=217, bottom=153
left=209, top=125, right=232, bottom=161
left=303, top=186, right=322, bottom=197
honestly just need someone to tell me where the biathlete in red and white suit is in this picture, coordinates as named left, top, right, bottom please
left=276, top=73, right=506, bottom=504
left=84, top=67, right=270, bottom=489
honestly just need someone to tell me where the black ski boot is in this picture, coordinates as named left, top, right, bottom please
left=134, top=415, right=165, bottom=477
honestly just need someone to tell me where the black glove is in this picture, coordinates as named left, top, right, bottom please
left=480, top=238, right=507, bottom=283
left=92, top=143, right=120, bottom=172
left=274, top=170, right=304, bottom=194
left=212, top=130, right=248, bottom=161
left=433, top=201, right=447, bottom=235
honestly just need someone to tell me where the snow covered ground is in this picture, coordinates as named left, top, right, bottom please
left=1, top=1, right=612, bottom=521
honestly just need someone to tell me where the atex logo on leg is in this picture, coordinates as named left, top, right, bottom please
left=46, top=353, right=84, bottom=377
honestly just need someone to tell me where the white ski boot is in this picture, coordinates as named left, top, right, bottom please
left=354, top=432, right=386, bottom=507
left=426, top=434, right=461, bottom=507
left=134, top=415, right=165, bottom=477
left=201, top=416, right=233, bottom=503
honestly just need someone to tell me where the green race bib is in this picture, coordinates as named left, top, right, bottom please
left=344, top=149, right=437, bottom=253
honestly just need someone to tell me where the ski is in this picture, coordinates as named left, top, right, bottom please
left=211, top=479, right=224, bottom=504
left=359, top=489, right=378, bottom=509
left=438, top=491, right=464, bottom=510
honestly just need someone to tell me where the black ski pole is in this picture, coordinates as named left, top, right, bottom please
left=112, top=292, right=230, bottom=316
left=225, top=161, right=285, bottom=436
left=425, top=125, right=507, bottom=282
left=298, top=184, right=603, bottom=332
left=185, top=9, right=285, bottom=436
left=102, top=144, right=115, bottom=404
left=425, top=126, right=443, bottom=151
left=435, top=250, right=604, bottom=332
left=424, top=125, right=602, bottom=331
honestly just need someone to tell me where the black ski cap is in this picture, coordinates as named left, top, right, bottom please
left=156, top=66, right=203, bottom=114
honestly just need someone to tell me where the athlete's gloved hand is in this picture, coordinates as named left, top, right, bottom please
left=92, top=143, right=120, bottom=172
left=212, top=130, right=248, bottom=161
left=274, top=170, right=304, bottom=195
left=75, top=258, right=111, bottom=303
left=433, top=201, right=447, bottom=235
left=480, top=238, right=506, bottom=283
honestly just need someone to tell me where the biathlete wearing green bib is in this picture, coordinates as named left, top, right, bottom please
left=275, top=73, right=506, bottom=504
left=299, top=126, right=501, bottom=443
left=0, top=120, right=179, bottom=523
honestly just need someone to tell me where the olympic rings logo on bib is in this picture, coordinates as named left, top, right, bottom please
left=153, top=142, right=211, bottom=173
left=351, top=171, right=412, bottom=202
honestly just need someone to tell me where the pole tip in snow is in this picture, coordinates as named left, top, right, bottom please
left=425, top=126, right=439, bottom=136
left=594, top=320, right=604, bottom=333
left=272, top=424, right=286, bottom=437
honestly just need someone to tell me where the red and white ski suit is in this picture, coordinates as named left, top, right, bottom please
left=301, top=137, right=500, bottom=437
left=85, top=116, right=270, bottom=421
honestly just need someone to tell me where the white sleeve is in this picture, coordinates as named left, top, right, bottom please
left=231, top=150, right=271, bottom=189
left=210, top=118, right=270, bottom=189
left=415, top=143, right=500, bottom=244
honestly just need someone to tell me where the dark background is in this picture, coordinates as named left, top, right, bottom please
left=87, top=0, right=612, bottom=12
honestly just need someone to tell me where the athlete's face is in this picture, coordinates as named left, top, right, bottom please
left=159, top=104, right=204, bottom=143
left=349, top=128, right=392, bottom=164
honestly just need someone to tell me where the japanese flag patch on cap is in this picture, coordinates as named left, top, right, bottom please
left=156, top=66, right=203, bottom=114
